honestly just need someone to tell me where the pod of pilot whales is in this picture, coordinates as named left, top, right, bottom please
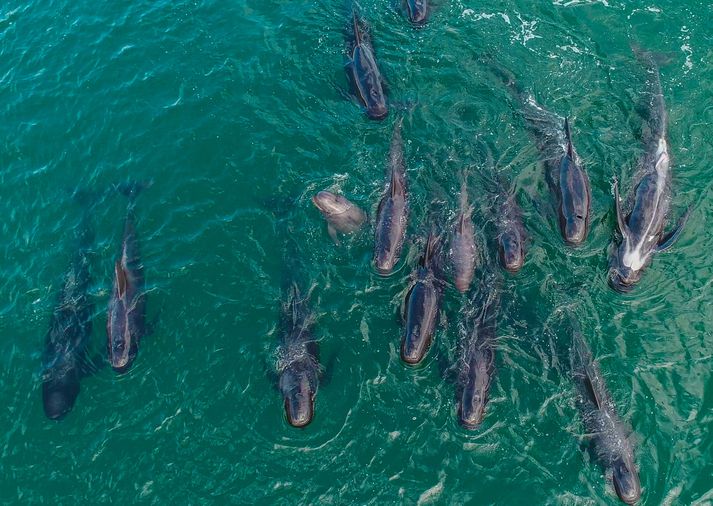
left=41, top=182, right=148, bottom=422
left=38, top=6, right=689, bottom=506
left=279, top=8, right=689, bottom=506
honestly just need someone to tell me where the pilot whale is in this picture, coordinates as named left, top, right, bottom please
left=571, top=328, right=641, bottom=504
left=457, top=272, right=499, bottom=429
left=41, top=204, right=94, bottom=420
left=312, top=190, right=367, bottom=244
left=374, top=118, right=409, bottom=275
left=276, top=283, right=320, bottom=428
left=345, top=10, right=388, bottom=120
left=107, top=183, right=147, bottom=373
left=450, top=175, right=476, bottom=293
left=608, top=47, right=689, bottom=292
left=402, top=231, right=444, bottom=364
left=490, top=63, right=590, bottom=246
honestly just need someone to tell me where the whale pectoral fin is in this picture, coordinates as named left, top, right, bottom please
left=145, top=310, right=160, bottom=338
left=80, top=352, right=107, bottom=378
left=265, top=358, right=280, bottom=391
left=337, top=71, right=356, bottom=103
left=578, top=437, right=592, bottom=455
left=328, top=224, right=340, bottom=245
left=390, top=100, right=419, bottom=115
left=267, top=370, right=280, bottom=391
left=656, top=207, right=691, bottom=252
left=613, top=178, right=629, bottom=237
left=438, top=308, right=446, bottom=329
left=320, top=351, right=337, bottom=387
left=381, top=77, right=391, bottom=96
left=436, top=351, right=457, bottom=384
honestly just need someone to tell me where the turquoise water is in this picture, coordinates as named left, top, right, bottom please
left=1, top=0, right=712, bottom=503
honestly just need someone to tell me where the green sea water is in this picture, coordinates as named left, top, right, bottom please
left=1, top=0, right=712, bottom=503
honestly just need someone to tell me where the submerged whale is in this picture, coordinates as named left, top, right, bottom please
left=345, top=10, right=388, bottom=120
left=450, top=175, right=476, bottom=293
left=608, top=47, right=689, bottom=292
left=491, top=175, right=527, bottom=273
left=491, top=64, right=591, bottom=246
left=276, top=283, right=320, bottom=428
left=457, top=272, right=499, bottom=429
left=374, top=118, right=409, bottom=275
left=107, top=183, right=147, bottom=373
left=41, top=204, right=94, bottom=420
left=571, top=329, right=641, bottom=504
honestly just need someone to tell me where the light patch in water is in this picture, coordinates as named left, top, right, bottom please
left=461, top=10, right=510, bottom=24
left=661, top=483, right=683, bottom=505
left=417, top=475, right=445, bottom=505
left=360, top=317, right=369, bottom=343
left=552, top=0, right=609, bottom=6
left=681, top=42, right=693, bottom=74
left=139, top=481, right=154, bottom=498
left=557, top=44, right=583, bottom=54
left=514, top=13, right=541, bottom=45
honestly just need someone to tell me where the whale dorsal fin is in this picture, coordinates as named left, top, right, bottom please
left=389, top=118, right=405, bottom=198
left=289, top=282, right=301, bottom=327
left=390, top=162, right=402, bottom=198
left=115, top=261, right=128, bottom=299
left=352, top=11, right=362, bottom=47
left=420, top=230, right=440, bottom=267
left=564, top=117, right=574, bottom=159
left=582, top=363, right=604, bottom=410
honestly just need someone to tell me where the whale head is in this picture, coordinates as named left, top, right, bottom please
left=312, top=191, right=352, bottom=217
left=560, top=210, right=589, bottom=246
left=498, top=229, right=525, bottom=273
left=612, top=454, right=641, bottom=505
left=42, top=374, right=80, bottom=420
left=405, top=0, right=429, bottom=25
left=609, top=241, right=647, bottom=292
left=279, top=358, right=318, bottom=428
left=458, top=386, right=488, bottom=430
left=365, top=93, right=388, bottom=121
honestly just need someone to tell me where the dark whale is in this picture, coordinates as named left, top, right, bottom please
left=571, top=329, right=641, bottom=504
left=277, top=283, right=320, bottom=428
left=557, top=118, right=591, bottom=245
left=491, top=64, right=591, bottom=246
left=41, top=205, right=94, bottom=420
left=608, top=47, right=689, bottom=292
left=401, top=231, right=443, bottom=365
left=107, top=183, right=147, bottom=373
left=491, top=176, right=526, bottom=273
left=457, top=273, right=499, bottom=429
left=345, top=10, right=388, bottom=120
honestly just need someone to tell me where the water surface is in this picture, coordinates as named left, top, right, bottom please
left=1, top=0, right=711, bottom=503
